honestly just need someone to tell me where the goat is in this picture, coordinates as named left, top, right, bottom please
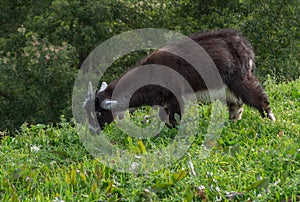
left=84, top=29, right=275, bottom=131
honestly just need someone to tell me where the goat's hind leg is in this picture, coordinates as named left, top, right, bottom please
left=228, top=78, right=276, bottom=121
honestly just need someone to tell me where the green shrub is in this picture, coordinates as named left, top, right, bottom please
left=241, top=0, right=300, bottom=80
left=1, top=0, right=299, bottom=131
left=0, top=31, right=78, bottom=131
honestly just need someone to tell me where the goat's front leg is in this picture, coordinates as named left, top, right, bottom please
left=227, top=99, right=244, bottom=121
left=163, top=99, right=182, bottom=127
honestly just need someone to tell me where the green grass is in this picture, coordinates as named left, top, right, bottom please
left=1, top=78, right=299, bottom=201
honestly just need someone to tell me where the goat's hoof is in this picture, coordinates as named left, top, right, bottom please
left=268, top=112, right=276, bottom=122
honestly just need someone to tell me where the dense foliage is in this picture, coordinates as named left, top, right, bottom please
left=0, top=1, right=299, bottom=201
left=0, top=1, right=299, bottom=131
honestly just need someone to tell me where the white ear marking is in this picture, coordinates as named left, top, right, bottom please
left=88, top=81, right=94, bottom=99
left=249, top=59, right=253, bottom=71
left=83, top=81, right=94, bottom=107
left=98, top=82, right=108, bottom=92
left=101, top=99, right=118, bottom=110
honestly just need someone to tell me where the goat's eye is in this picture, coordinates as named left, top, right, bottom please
left=96, top=112, right=102, bottom=117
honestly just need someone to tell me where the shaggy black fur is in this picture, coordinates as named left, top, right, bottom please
left=87, top=29, right=275, bottom=129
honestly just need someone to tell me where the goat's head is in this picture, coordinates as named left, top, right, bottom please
left=83, top=81, right=118, bottom=131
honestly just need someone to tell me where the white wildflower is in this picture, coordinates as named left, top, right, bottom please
left=17, top=25, right=26, bottom=35
left=30, top=145, right=40, bottom=152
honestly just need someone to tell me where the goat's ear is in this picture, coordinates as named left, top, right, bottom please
left=98, top=82, right=108, bottom=93
left=101, top=99, right=118, bottom=110
left=87, top=81, right=94, bottom=99
left=83, top=81, right=94, bottom=107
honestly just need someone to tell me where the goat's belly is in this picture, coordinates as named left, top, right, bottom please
left=191, top=85, right=239, bottom=103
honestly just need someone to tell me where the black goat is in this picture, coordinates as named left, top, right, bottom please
left=84, top=29, right=275, bottom=131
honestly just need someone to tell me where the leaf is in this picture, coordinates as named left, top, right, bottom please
left=106, top=180, right=114, bottom=195
left=91, top=182, right=97, bottom=192
left=137, top=139, right=146, bottom=154
left=173, top=169, right=187, bottom=182
left=70, top=167, right=77, bottom=185
left=127, top=136, right=134, bottom=152
left=80, top=172, right=86, bottom=183
left=95, top=165, right=102, bottom=181
left=245, top=178, right=269, bottom=192
left=65, top=174, right=71, bottom=184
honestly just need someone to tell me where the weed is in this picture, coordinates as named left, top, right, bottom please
left=1, top=78, right=299, bottom=201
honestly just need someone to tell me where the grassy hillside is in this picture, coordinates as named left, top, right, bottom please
left=1, top=78, right=299, bottom=201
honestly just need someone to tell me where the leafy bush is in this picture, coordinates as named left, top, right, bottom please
left=24, top=0, right=300, bottom=81
left=0, top=0, right=299, bottom=131
left=0, top=31, right=78, bottom=131
left=241, top=0, right=300, bottom=80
